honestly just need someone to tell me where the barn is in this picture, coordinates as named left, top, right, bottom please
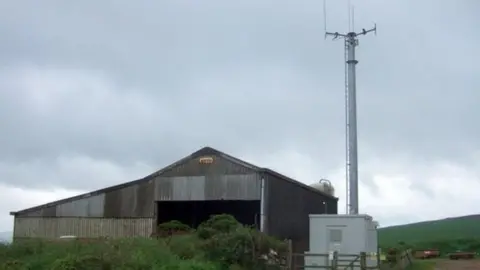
left=10, top=146, right=338, bottom=253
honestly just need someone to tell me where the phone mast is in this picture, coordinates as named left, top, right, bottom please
left=324, top=5, right=376, bottom=215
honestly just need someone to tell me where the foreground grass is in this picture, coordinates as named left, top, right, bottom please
left=0, top=215, right=287, bottom=270
left=0, top=236, right=217, bottom=270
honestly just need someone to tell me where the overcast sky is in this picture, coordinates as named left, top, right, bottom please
left=0, top=0, right=478, bottom=232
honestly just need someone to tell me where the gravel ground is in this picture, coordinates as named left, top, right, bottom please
left=434, top=259, right=480, bottom=270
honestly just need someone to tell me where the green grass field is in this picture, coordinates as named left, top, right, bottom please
left=378, top=214, right=480, bottom=252
left=1, top=237, right=215, bottom=270
left=0, top=215, right=288, bottom=269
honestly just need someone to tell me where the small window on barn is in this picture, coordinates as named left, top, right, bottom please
left=329, top=229, right=343, bottom=243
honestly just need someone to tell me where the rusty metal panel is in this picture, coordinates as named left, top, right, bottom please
left=134, top=179, right=155, bottom=216
left=20, top=205, right=57, bottom=217
left=172, top=176, right=206, bottom=200
left=14, top=217, right=154, bottom=239
left=223, top=174, right=261, bottom=200
left=154, top=176, right=204, bottom=200
left=103, top=179, right=154, bottom=217
left=204, top=175, right=225, bottom=199
left=154, top=174, right=261, bottom=201
left=153, top=177, right=173, bottom=201
left=56, top=194, right=105, bottom=217
left=118, top=185, right=137, bottom=217
left=204, top=174, right=260, bottom=200
left=103, top=187, right=122, bottom=217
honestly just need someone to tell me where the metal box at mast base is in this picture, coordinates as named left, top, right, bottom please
left=306, top=214, right=379, bottom=269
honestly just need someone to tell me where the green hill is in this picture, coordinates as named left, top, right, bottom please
left=378, top=215, right=480, bottom=251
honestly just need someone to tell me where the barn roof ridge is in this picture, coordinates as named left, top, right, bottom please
left=10, top=146, right=336, bottom=216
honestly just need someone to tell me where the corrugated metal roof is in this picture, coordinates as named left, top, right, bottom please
left=11, top=146, right=337, bottom=216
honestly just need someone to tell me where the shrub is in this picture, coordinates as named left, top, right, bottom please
left=158, top=221, right=193, bottom=237
left=168, top=234, right=200, bottom=260
left=1, top=259, right=26, bottom=270
left=197, top=214, right=241, bottom=240
left=197, top=215, right=287, bottom=269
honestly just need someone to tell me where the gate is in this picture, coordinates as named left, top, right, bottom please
left=336, top=253, right=363, bottom=269
left=290, top=251, right=371, bottom=270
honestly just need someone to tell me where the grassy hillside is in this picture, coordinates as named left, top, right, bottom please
left=378, top=215, right=480, bottom=251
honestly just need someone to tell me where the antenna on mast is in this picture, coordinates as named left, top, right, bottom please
left=323, top=0, right=328, bottom=40
left=324, top=1, right=376, bottom=215
left=351, top=5, right=355, bottom=32
left=348, top=0, right=352, bottom=32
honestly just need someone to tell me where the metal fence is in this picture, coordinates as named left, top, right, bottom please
left=283, top=243, right=412, bottom=270
left=291, top=251, right=371, bottom=270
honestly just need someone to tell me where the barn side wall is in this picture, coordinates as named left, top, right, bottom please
left=13, top=153, right=263, bottom=239
left=16, top=154, right=261, bottom=219
left=13, top=217, right=154, bottom=239
left=17, top=174, right=261, bottom=219
left=265, top=173, right=338, bottom=254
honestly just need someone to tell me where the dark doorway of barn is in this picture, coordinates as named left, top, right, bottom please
left=156, top=200, right=261, bottom=229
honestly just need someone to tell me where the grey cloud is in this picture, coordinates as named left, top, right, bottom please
left=0, top=156, right=152, bottom=190
left=0, top=0, right=478, bottom=194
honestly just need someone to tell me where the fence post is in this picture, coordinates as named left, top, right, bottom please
left=286, top=239, right=292, bottom=270
left=377, top=248, right=381, bottom=268
left=406, top=249, right=412, bottom=267
left=360, top=252, right=366, bottom=270
left=395, top=250, right=404, bottom=270
left=332, top=251, right=338, bottom=270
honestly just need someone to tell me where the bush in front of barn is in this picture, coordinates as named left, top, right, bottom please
left=0, top=215, right=288, bottom=269
left=168, top=214, right=288, bottom=269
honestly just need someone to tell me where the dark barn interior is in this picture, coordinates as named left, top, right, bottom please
left=156, top=200, right=261, bottom=229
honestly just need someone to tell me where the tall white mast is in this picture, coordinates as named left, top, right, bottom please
left=324, top=1, right=376, bottom=215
